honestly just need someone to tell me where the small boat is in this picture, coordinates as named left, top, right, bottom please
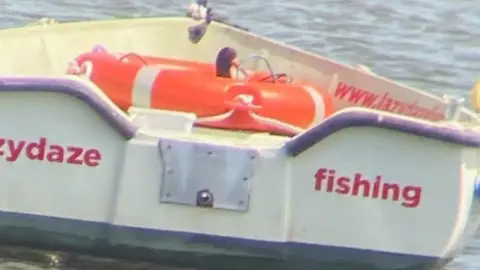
left=0, top=6, right=479, bottom=270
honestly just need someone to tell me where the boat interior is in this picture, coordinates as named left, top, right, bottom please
left=128, top=106, right=290, bottom=147
left=0, top=17, right=477, bottom=145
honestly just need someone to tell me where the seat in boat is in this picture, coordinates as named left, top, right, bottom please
left=128, top=107, right=196, bottom=134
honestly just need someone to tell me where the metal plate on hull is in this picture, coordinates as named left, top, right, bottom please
left=158, top=138, right=260, bottom=211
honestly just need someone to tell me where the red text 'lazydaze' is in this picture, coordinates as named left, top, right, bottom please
left=0, top=137, right=101, bottom=167
left=334, top=82, right=443, bottom=121
left=314, top=168, right=422, bottom=208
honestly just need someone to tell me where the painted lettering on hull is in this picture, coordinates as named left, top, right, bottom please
left=314, top=168, right=422, bottom=208
left=334, top=82, right=444, bottom=121
left=0, top=137, right=101, bottom=167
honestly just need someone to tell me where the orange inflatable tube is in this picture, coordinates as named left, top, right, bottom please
left=119, top=53, right=215, bottom=76
left=68, top=51, right=333, bottom=132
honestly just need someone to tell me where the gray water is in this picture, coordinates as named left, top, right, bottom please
left=0, top=0, right=479, bottom=269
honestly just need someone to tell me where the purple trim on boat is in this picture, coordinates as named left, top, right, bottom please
left=0, top=77, right=138, bottom=139
left=285, top=110, right=480, bottom=157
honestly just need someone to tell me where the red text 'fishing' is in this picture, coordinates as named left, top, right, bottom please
left=314, top=168, right=422, bottom=208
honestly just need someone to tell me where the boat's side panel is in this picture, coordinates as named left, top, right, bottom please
left=0, top=89, right=126, bottom=225
left=289, top=125, right=463, bottom=256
